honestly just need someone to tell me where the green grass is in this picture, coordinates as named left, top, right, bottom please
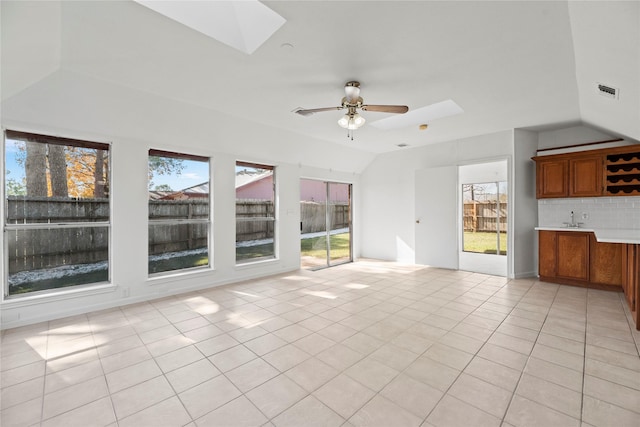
left=9, top=269, right=109, bottom=295
left=149, top=253, right=209, bottom=274
left=301, top=233, right=351, bottom=260
left=463, top=231, right=507, bottom=255
left=236, top=243, right=275, bottom=262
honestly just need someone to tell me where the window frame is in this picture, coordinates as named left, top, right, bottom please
left=147, top=149, right=212, bottom=277
left=235, top=160, right=277, bottom=265
left=3, top=130, right=112, bottom=299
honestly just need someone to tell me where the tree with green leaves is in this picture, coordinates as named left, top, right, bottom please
left=148, top=156, right=185, bottom=189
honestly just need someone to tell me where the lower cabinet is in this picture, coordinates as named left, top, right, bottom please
left=589, top=234, right=624, bottom=286
left=556, top=232, right=589, bottom=281
left=538, top=230, right=639, bottom=330
left=622, top=244, right=639, bottom=329
left=538, top=230, right=623, bottom=289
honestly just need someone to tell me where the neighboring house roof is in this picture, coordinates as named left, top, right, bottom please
left=150, top=173, right=272, bottom=201
left=151, top=182, right=209, bottom=200
left=235, top=171, right=273, bottom=189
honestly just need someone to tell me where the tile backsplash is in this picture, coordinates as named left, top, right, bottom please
left=538, top=196, right=640, bottom=229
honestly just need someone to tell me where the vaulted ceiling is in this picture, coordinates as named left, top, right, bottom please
left=2, top=1, right=639, bottom=156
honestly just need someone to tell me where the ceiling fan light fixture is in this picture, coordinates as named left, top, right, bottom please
left=338, top=113, right=366, bottom=130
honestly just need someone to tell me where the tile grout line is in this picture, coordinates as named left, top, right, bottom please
left=490, top=280, right=560, bottom=426
left=4, top=264, right=638, bottom=426
left=390, top=275, right=536, bottom=425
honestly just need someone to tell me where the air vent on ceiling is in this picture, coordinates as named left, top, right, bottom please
left=597, top=83, right=619, bottom=99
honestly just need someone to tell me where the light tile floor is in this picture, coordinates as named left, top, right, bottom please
left=2, top=260, right=639, bottom=427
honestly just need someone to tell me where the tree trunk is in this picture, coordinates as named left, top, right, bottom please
left=48, top=144, right=68, bottom=197
left=94, top=149, right=105, bottom=198
left=25, top=141, right=48, bottom=196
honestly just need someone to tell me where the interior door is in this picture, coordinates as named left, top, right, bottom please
left=415, top=167, right=458, bottom=269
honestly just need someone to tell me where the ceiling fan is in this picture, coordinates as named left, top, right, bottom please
left=294, top=81, right=409, bottom=139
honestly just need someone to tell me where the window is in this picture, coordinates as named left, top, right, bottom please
left=236, top=161, right=275, bottom=263
left=4, top=130, right=110, bottom=296
left=148, top=150, right=210, bottom=275
left=462, top=181, right=508, bottom=255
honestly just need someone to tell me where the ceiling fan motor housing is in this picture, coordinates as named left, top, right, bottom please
left=344, top=81, right=361, bottom=103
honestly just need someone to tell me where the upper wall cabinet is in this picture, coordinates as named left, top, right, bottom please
left=536, top=158, right=568, bottom=198
left=569, top=156, right=603, bottom=197
left=533, top=145, right=640, bottom=199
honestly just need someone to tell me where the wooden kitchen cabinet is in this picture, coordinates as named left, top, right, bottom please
left=535, top=159, right=568, bottom=198
left=534, top=155, right=604, bottom=199
left=556, top=232, right=589, bottom=281
left=533, top=144, right=640, bottom=199
left=589, top=234, right=623, bottom=286
left=538, top=231, right=557, bottom=277
left=605, top=150, right=640, bottom=196
left=538, top=231, right=624, bottom=290
left=569, top=156, right=603, bottom=197
left=622, top=244, right=639, bottom=329
left=539, top=230, right=638, bottom=329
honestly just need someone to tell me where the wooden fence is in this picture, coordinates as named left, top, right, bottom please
left=7, top=198, right=349, bottom=273
left=300, top=201, right=350, bottom=233
left=463, top=201, right=507, bottom=232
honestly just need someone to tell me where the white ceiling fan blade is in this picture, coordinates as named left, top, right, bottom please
left=370, top=99, right=464, bottom=130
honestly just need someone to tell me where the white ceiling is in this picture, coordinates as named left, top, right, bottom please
left=2, top=1, right=639, bottom=155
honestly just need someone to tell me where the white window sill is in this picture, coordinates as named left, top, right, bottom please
left=147, top=266, right=214, bottom=285
left=2, top=283, right=116, bottom=308
left=235, top=257, right=278, bottom=269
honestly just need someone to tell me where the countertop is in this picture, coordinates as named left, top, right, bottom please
left=535, top=226, right=640, bottom=244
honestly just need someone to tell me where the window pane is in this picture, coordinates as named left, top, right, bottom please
left=6, top=198, right=109, bottom=224
left=148, top=155, right=209, bottom=216
left=4, top=131, right=111, bottom=297
left=328, top=182, right=351, bottom=264
left=6, top=227, right=109, bottom=295
left=462, top=182, right=507, bottom=255
left=236, top=162, right=275, bottom=263
left=5, top=137, right=109, bottom=224
left=149, top=223, right=209, bottom=274
left=148, top=152, right=210, bottom=275
left=236, top=220, right=275, bottom=262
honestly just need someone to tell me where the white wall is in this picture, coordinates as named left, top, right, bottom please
left=360, top=130, right=517, bottom=266
left=361, top=129, right=542, bottom=279
left=513, top=129, right=539, bottom=278
left=537, top=125, right=615, bottom=150
left=0, top=71, right=363, bottom=329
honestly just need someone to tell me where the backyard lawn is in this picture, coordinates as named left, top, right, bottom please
left=301, top=233, right=350, bottom=259
left=463, top=231, right=507, bottom=255
left=149, top=252, right=209, bottom=274
left=236, top=243, right=275, bottom=262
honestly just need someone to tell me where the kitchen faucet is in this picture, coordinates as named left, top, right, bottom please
left=563, top=211, right=584, bottom=228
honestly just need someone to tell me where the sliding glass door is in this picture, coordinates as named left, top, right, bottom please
left=300, top=179, right=352, bottom=269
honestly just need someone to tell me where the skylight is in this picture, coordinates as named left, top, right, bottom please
left=134, top=0, right=286, bottom=55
